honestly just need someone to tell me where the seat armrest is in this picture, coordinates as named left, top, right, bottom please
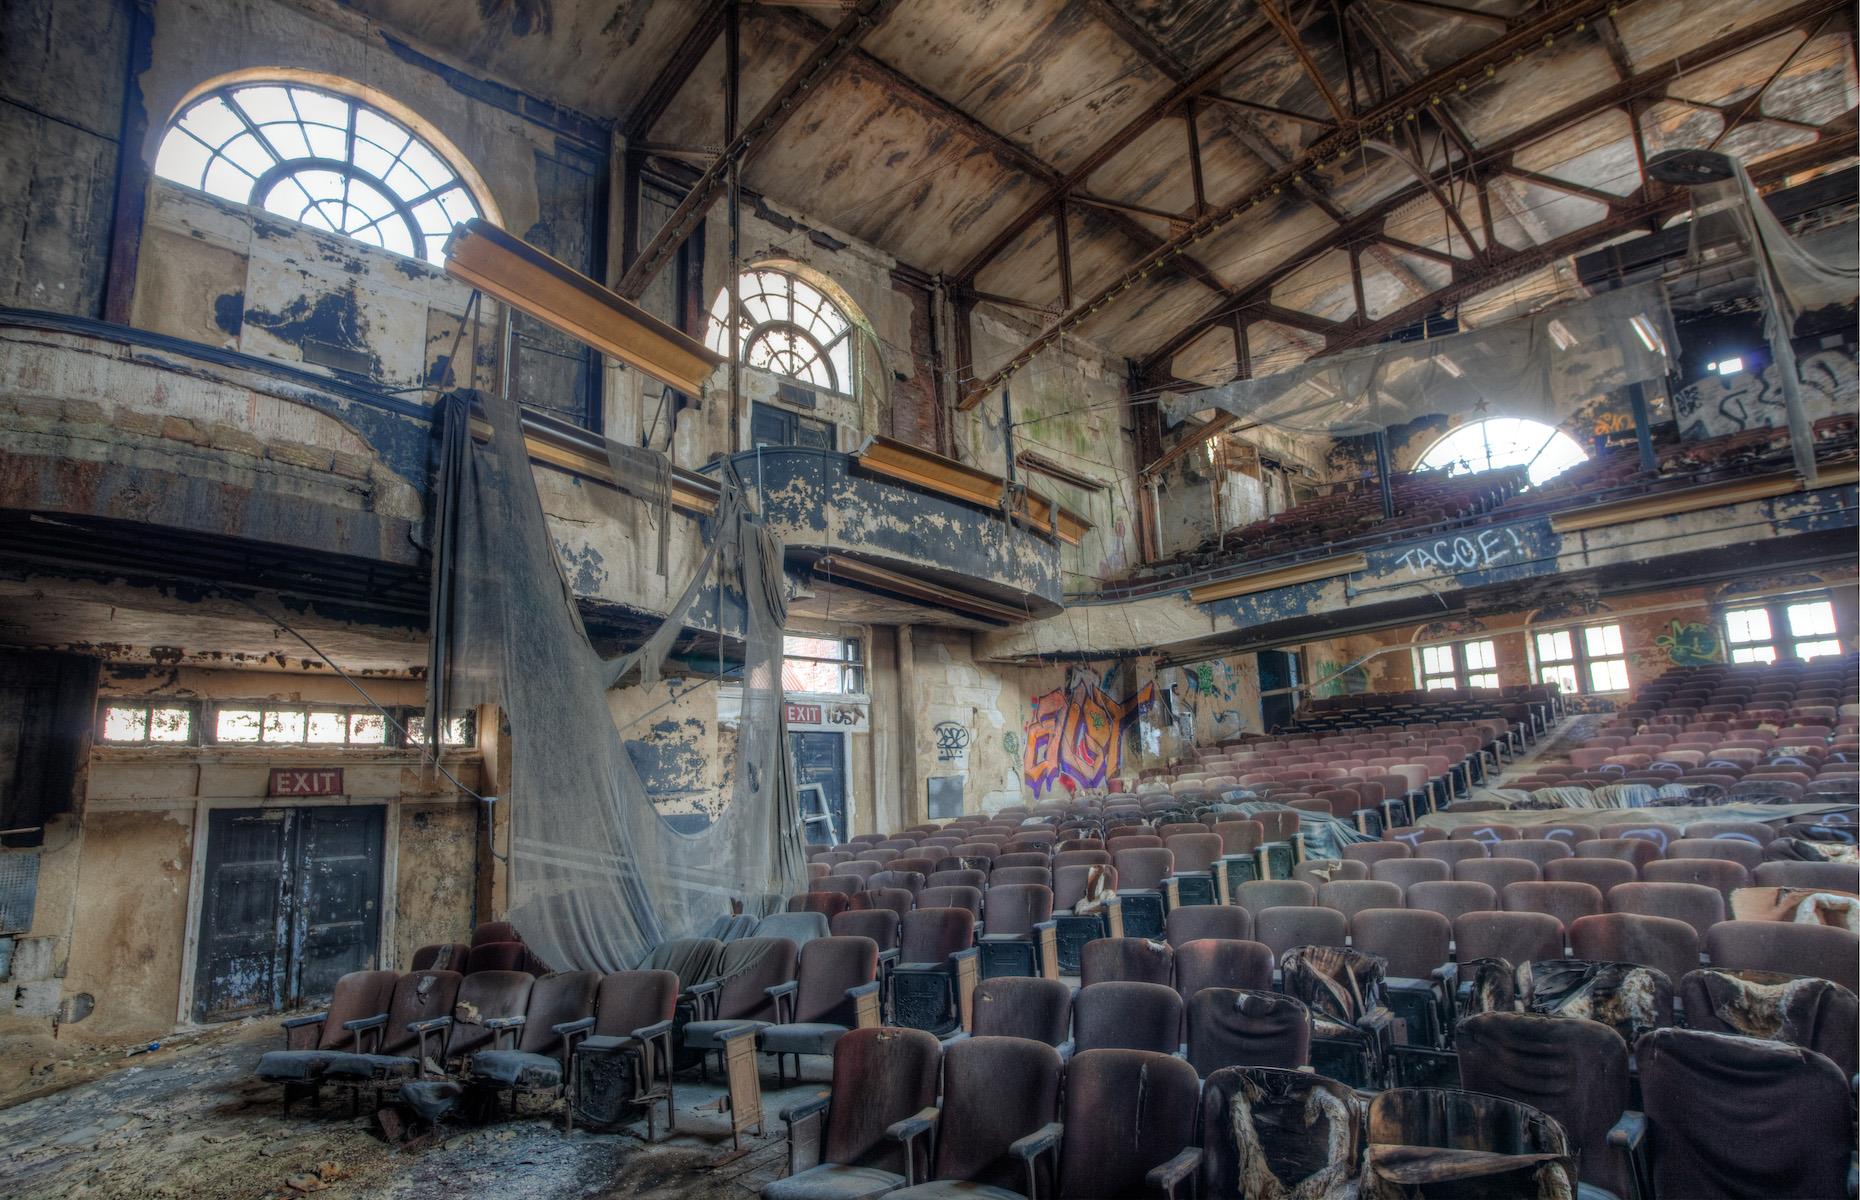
left=1146, top=1147, right=1203, bottom=1200
left=877, top=947, right=900, bottom=967
left=281, top=1011, right=328, bottom=1049
left=765, top=978, right=799, bottom=1024
left=480, top=1013, right=526, bottom=1050
left=979, top=932, right=1026, bottom=944
left=1055, top=1038, right=1074, bottom=1063
left=686, top=979, right=722, bottom=1021
left=782, top=1091, right=832, bottom=1178
left=949, top=946, right=980, bottom=965
left=408, top=1016, right=452, bottom=1071
left=1608, top=1110, right=1648, bottom=1200
left=552, top=1014, right=597, bottom=1053
left=1032, top=919, right=1056, bottom=934
left=886, top=1105, right=942, bottom=1187
left=342, top=1012, right=388, bottom=1054
left=1010, top=1120, right=1064, bottom=1198
left=1606, top=1111, right=1646, bottom=1153
left=1009, top=1120, right=1063, bottom=1162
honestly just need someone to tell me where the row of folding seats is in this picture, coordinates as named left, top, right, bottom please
left=766, top=989, right=1853, bottom=1198
left=253, top=962, right=681, bottom=1136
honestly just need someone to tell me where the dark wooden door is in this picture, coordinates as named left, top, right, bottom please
left=789, top=731, right=847, bottom=845
left=194, top=805, right=384, bottom=1022
left=291, top=808, right=385, bottom=1005
left=1258, top=651, right=1300, bottom=734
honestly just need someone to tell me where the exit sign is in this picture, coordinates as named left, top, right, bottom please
left=269, top=767, right=344, bottom=797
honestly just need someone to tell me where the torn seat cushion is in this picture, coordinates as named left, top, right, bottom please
left=319, top=1052, right=419, bottom=1082
left=681, top=1018, right=771, bottom=1051
left=759, top=1163, right=906, bottom=1200
left=397, top=1080, right=464, bottom=1124
left=469, top=1049, right=564, bottom=1089
left=255, top=1050, right=343, bottom=1082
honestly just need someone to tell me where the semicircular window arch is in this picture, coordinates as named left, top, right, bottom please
left=705, top=268, right=858, bottom=394
left=1418, top=416, right=1588, bottom=486
left=153, top=82, right=484, bottom=266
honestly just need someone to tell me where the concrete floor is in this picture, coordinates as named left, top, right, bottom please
left=1, top=1020, right=832, bottom=1200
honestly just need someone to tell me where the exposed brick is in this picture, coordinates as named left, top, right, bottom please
left=159, top=415, right=208, bottom=445
left=267, top=441, right=333, bottom=470
left=205, top=422, right=265, bottom=457
left=59, top=398, right=107, bottom=425
left=114, top=408, right=163, bottom=437
left=329, top=451, right=373, bottom=480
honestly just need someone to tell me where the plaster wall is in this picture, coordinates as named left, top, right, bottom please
left=12, top=666, right=483, bottom=1042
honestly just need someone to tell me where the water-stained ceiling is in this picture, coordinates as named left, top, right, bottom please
left=342, top=0, right=1857, bottom=399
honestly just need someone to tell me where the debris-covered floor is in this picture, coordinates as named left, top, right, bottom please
left=2, top=1022, right=823, bottom=1200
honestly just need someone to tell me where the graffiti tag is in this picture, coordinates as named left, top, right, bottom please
left=933, top=721, right=970, bottom=763
left=1654, top=619, right=1721, bottom=667
left=1023, top=679, right=1156, bottom=795
left=1396, top=527, right=1526, bottom=576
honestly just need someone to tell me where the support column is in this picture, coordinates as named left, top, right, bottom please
left=1628, top=380, right=1657, bottom=474
left=1374, top=430, right=1396, bottom=518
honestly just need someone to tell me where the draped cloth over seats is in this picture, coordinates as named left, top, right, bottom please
left=424, top=391, right=805, bottom=971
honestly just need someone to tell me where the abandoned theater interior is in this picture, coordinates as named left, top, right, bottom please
left=2, top=0, right=1859, bottom=1196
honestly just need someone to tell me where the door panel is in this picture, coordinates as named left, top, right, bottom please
left=194, top=805, right=385, bottom=1022
left=195, top=809, right=292, bottom=1021
left=1258, top=651, right=1300, bottom=734
left=293, top=808, right=384, bottom=1004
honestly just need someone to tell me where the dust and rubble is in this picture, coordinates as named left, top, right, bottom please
left=1, top=1020, right=822, bottom=1200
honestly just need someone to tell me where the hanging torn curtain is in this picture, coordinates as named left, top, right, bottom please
left=425, top=390, right=805, bottom=971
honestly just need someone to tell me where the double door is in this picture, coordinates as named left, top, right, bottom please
left=193, top=805, right=384, bottom=1022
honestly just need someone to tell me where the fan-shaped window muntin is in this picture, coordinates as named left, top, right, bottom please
left=154, top=82, right=482, bottom=266
left=707, top=269, right=856, bottom=393
left=1418, top=416, right=1588, bottom=486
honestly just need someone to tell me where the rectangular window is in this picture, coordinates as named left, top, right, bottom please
left=1535, top=622, right=1629, bottom=693
left=203, top=703, right=470, bottom=747
left=1724, top=595, right=1847, bottom=663
left=1416, top=639, right=1499, bottom=691
left=1462, top=639, right=1500, bottom=690
left=751, top=402, right=835, bottom=451
left=783, top=634, right=864, bottom=695
left=97, top=701, right=196, bottom=745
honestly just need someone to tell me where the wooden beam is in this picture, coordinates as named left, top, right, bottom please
left=958, top=0, right=1630, bottom=408
left=445, top=219, right=723, bottom=394
left=1188, top=553, right=1367, bottom=602
left=614, top=0, right=898, bottom=299
left=1257, top=0, right=1348, bottom=122
left=1379, top=0, right=1511, bottom=30
left=1202, top=92, right=1336, bottom=130
left=853, top=434, right=1005, bottom=508
left=1128, top=0, right=1850, bottom=378
left=621, top=2, right=727, bottom=141
left=953, top=20, right=1278, bottom=282
left=1081, top=0, right=1188, bottom=83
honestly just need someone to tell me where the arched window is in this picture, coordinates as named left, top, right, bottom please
left=153, top=81, right=483, bottom=266
left=1418, top=417, right=1587, bottom=486
left=706, top=268, right=857, bottom=393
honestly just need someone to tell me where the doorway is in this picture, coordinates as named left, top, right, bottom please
left=788, top=731, right=848, bottom=845
left=1257, top=651, right=1301, bottom=733
left=193, top=805, right=385, bottom=1022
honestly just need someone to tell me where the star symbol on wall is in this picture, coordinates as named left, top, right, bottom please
left=1472, top=397, right=1490, bottom=413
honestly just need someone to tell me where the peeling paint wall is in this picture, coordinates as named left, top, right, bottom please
left=17, top=666, right=485, bottom=1041
left=0, top=0, right=130, bottom=317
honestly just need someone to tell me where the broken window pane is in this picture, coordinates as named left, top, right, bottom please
left=305, top=711, right=347, bottom=743
left=217, top=707, right=263, bottom=742
left=262, top=709, right=307, bottom=742
left=101, top=705, right=149, bottom=742
left=348, top=711, right=387, bottom=744
left=148, top=707, right=193, bottom=742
